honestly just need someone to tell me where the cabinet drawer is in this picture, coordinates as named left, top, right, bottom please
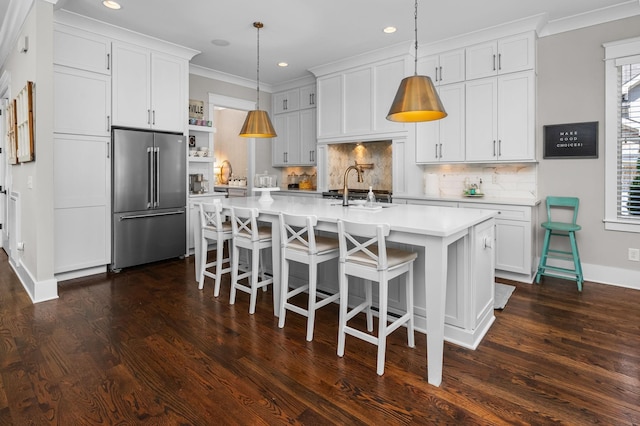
left=460, top=202, right=531, bottom=221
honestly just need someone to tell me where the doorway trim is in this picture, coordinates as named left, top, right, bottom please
left=0, top=70, right=11, bottom=251
left=208, top=94, right=256, bottom=190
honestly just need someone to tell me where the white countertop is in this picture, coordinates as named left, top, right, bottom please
left=221, top=195, right=497, bottom=238
left=395, top=193, right=540, bottom=207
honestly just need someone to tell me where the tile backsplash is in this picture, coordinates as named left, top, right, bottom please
left=422, top=163, right=537, bottom=200
left=327, top=141, right=392, bottom=190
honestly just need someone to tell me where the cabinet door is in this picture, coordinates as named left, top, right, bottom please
left=344, top=67, right=372, bottom=135
left=299, top=85, right=316, bottom=109
left=465, top=78, right=497, bottom=161
left=54, top=134, right=110, bottom=272
left=438, top=49, right=465, bottom=85
left=112, top=42, right=151, bottom=128
left=317, top=74, right=343, bottom=138
left=151, top=52, right=186, bottom=132
left=496, top=71, right=534, bottom=161
left=272, top=112, right=299, bottom=166
left=438, top=83, right=465, bottom=162
left=498, top=33, right=535, bottom=74
left=418, top=55, right=439, bottom=83
left=54, top=26, right=111, bottom=75
left=299, top=108, right=316, bottom=165
left=373, top=58, right=406, bottom=134
left=272, top=114, right=288, bottom=166
left=495, top=219, right=529, bottom=274
left=54, top=66, right=111, bottom=137
left=466, top=41, right=497, bottom=80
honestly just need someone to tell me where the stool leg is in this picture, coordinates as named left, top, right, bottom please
left=406, top=266, right=415, bottom=348
left=278, top=257, right=289, bottom=328
left=337, top=263, right=348, bottom=358
left=365, top=279, right=374, bottom=333
left=536, top=229, right=551, bottom=284
left=306, top=257, right=318, bottom=342
left=249, top=244, right=260, bottom=314
left=229, top=243, right=240, bottom=306
left=569, top=231, right=583, bottom=292
left=198, top=234, right=208, bottom=290
left=213, top=238, right=224, bottom=297
left=376, top=272, right=389, bottom=376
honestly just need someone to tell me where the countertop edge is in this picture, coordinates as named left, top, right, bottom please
left=394, top=194, right=540, bottom=207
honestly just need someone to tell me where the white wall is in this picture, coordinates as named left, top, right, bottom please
left=0, top=0, right=57, bottom=301
left=537, top=15, right=640, bottom=287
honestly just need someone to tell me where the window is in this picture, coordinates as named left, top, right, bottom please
left=604, top=37, right=640, bottom=233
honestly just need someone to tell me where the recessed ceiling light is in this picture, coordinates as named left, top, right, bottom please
left=102, top=1, right=121, bottom=10
left=278, top=62, right=288, bottom=67
left=383, top=26, right=397, bottom=34
left=211, top=39, right=230, bottom=47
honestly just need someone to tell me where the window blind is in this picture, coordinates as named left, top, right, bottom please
left=617, top=62, right=640, bottom=219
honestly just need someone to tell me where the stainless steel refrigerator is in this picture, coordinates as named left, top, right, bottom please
left=111, top=128, right=186, bottom=271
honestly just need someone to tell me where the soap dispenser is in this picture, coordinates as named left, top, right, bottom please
left=366, top=186, right=376, bottom=207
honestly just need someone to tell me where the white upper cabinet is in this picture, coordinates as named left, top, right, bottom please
left=299, top=85, right=316, bottom=109
left=420, top=48, right=465, bottom=86
left=273, top=89, right=300, bottom=114
left=54, top=25, right=111, bottom=75
left=316, top=57, right=407, bottom=141
left=112, top=42, right=186, bottom=132
left=465, top=32, right=535, bottom=80
left=416, top=82, right=465, bottom=163
left=465, top=71, right=535, bottom=162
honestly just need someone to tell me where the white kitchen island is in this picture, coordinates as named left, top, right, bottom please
left=207, top=196, right=496, bottom=387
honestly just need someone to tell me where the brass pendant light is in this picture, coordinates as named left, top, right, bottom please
left=240, top=22, right=277, bottom=138
left=386, top=0, right=447, bottom=122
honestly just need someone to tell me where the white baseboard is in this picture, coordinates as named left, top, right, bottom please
left=10, top=259, right=58, bottom=303
left=534, top=257, right=640, bottom=290
left=55, top=265, right=107, bottom=282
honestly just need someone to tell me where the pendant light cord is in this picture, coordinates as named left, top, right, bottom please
left=413, top=0, right=418, bottom=76
left=253, top=22, right=264, bottom=109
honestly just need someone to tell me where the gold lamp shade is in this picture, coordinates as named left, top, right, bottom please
left=239, top=109, right=277, bottom=138
left=386, top=75, right=447, bottom=122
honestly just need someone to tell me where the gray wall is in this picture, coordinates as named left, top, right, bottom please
left=537, top=16, right=640, bottom=285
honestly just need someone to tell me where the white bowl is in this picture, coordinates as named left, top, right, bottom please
left=196, top=151, right=206, bottom=157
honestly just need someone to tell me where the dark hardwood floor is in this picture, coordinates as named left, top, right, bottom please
left=0, top=251, right=639, bottom=425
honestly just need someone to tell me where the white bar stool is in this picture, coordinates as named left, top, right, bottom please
left=229, top=206, right=273, bottom=314
left=198, top=201, right=233, bottom=296
left=336, top=219, right=417, bottom=376
left=278, top=212, right=340, bottom=342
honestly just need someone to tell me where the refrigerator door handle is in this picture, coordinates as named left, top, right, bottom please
left=119, top=210, right=185, bottom=221
left=147, top=147, right=154, bottom=209
left=154, top=146, right=160, bottom=208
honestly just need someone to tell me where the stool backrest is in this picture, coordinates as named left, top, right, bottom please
left=231, top=206, right=260, bottom=241
left=546, top=196, right=580, bottom=225
left=337, top=219, right=390, bottom=271
left=279, top=213, right=319, bottom=255
left=200, top=201, right=224, bottom=232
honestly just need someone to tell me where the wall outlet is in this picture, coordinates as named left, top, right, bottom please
left=628, top=248, right=640, bottom=262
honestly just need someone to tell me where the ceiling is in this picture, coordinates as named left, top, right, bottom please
left=16, top=0, right=640, bottom=86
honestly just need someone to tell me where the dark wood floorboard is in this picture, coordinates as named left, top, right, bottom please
left=0, top=250, right=639, bottom=425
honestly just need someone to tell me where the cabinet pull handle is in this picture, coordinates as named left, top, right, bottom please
left=498, top=53, right=502, bottom=71
left=147, top=109, right=151, bottom=125
left=498, top=140, right=502, bottom=157
left=493, top=140, right=496, bottom=157
left=107, top=141, right=110, bottom=159
left=439, top=143, right=443, bottom=159
left=152, top=110, right=156, bottom=125
left=106, top=115, right=110, bottom=132
left=434, top=67, right=438, bottom=82
left=435, top=144, right=438, bottom=158
left=439, top=66, right=443, bottom=82
left=493, top=54, right=496, bottom=71
left=284, top=99, right=287, bottom=110
left=106, top=53, right=110, bottom=70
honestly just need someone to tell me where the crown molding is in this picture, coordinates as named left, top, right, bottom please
left=539, top=0, right=640, bottom=37
left=189, top=63, right=274, bottom=93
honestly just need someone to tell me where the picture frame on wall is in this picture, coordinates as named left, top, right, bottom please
left=543, top=121, right=598, bottom=159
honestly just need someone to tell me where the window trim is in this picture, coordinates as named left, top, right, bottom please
left=604, top=36, right=640, bottom=233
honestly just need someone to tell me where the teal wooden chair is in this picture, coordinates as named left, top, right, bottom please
left=536, top=196, right=583, bottom=291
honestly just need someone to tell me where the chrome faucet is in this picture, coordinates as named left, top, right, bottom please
left=342, top=161, right=373, bottom=206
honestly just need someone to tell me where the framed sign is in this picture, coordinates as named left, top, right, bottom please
left=543, top=121, right=598, bottom=159
left=188, top=99, right=204, bottom=119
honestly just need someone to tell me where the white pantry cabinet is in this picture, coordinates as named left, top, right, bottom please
left=465, top=32, right=535, bottom=80
left=465, top=71, right=535, bottom=162
left=112, top=42, right=186, bottom=132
